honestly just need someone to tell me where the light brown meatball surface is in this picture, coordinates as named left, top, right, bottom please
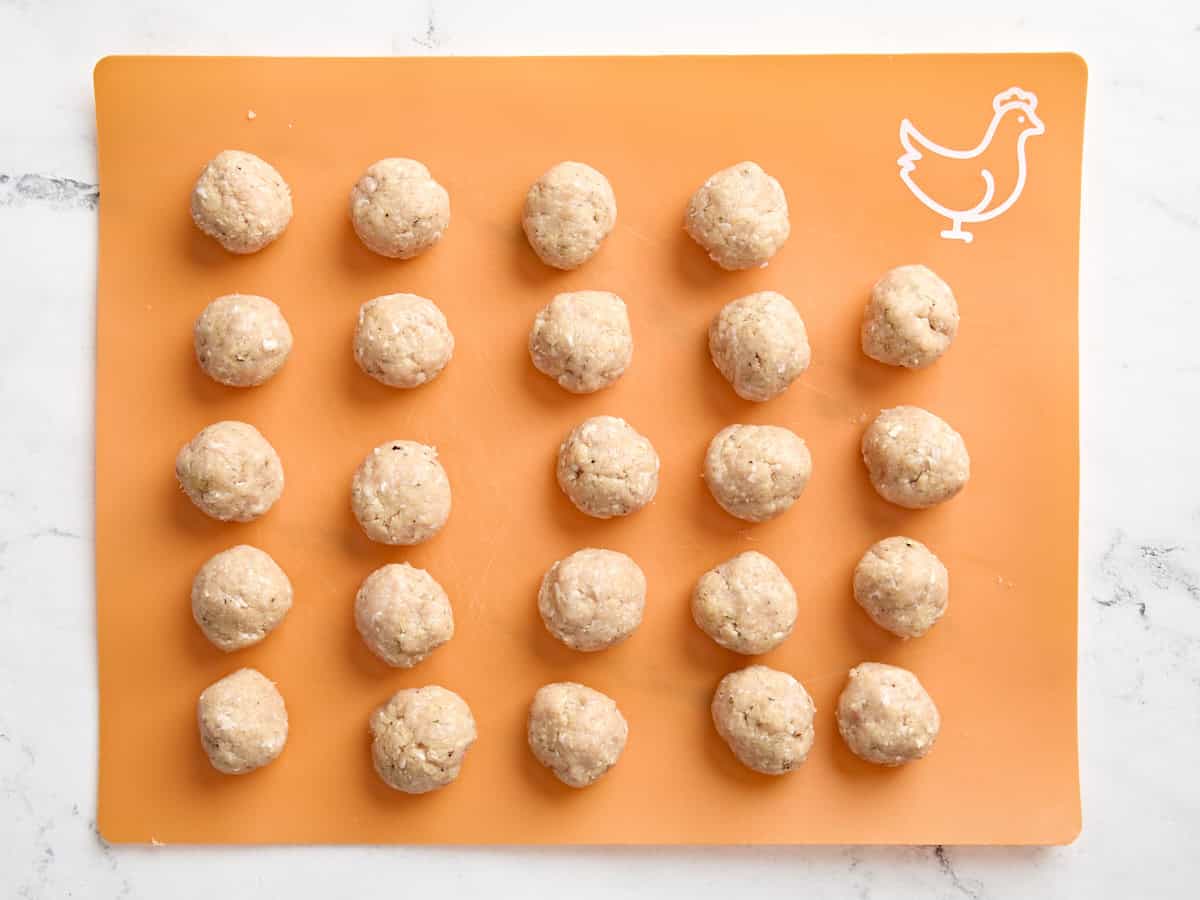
left=861, top=406, right=970, bottom=509
left=190, top=150, right=292, bottom=254
left=350, top=440, right=452, bottom=545
left=704, top=424, right=811, bottom=522
left=194, top=294, right=293, bottom=387
left=836, top=662, right=941, bottom=766
left=355, top=563, right=454, bottom=667
left=862, top=265, right=959, bottom=368
left=353, top=293, right=454, bottom=389
left=685, top=161, right=789, bottom=270
left=528, top=682, right=628, bottom=788
left=528, top=291, right=632, bottom=394
left=175, top=421, right=284, bottom=522
left=350, top=158, right=450, bottom=259
left=711, top=665, right=816, bottom=774
left=692, top=551, right=797, bottom=654
left=370, top=686, right=477, bottom=793
left=709, top=291, right=810, bottom=402
left=853, top=537, right=949, bottom=638
left=191, top=545, right=292, bottom=651
left=197, top=668, right=288, bottom=774
left=556, top=416, right=660, bottom=519
left=538, top=548, right=646, bottom=651
left=522, top=161, right=617, bottom=270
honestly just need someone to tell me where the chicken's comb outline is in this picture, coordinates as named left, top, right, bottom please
left=993, top=86, right=1038, bottom=112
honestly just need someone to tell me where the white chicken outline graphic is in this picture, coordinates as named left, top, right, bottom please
left=898, top=87, right=1045, bottom=243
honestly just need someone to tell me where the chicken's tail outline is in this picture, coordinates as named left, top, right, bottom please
left=898, top=120, right=997, bottom=242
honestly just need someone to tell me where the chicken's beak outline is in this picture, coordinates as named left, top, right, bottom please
left=1023, top=109, right=1046, bottom=136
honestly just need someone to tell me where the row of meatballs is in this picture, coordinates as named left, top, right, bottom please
left=192, top=536, right=946, bottom=673
left=192, top=149, right=794, bottom=273
left=175, top=385, right=970, bottom=537
left=198, top=661, right=937, bottom=791
left=193, top=263, right=960, bottom=399
left=174, top=400, right=969, bottom=545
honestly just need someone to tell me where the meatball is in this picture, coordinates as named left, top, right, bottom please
left=685, top=161, right=789, bottom=270
left=350, top=158, right=450, bottom=259
left=711, top=665, right=816, bottom=774
left=369, top=686, right=477, bottom=793
left=704, top=424, right=811, bottom=522
left=709, top=291, right=810, bottom=402
left=522, top=161, right=617, bottom=270
left=527, top=682, right=628, bottom=788
left=853, top=536, right=948, bottom=638
left=191, top=545, right=292, bottom=651
left=861, top=406, right=970, bottom=509
left=538, top=548, right=646, bottom=651
left=353, top=293, right=454, bottom=388
left=350, top=440, right=452, bottom=545
left=556, top=416, right=660, bottom=518
left=861, top=265, right=959, bottom=368
left=190, top=150, right=292, bottom=254
left=193, top=294, right=293, bottom=387
left=355, top=563, right=454, bottom=667
left=197, top=668, right=288, bottom=774
left=836, top=662, right=940, bottom=766
left=692, top=551, right=797, bottom=654
left=175, top=420, right=284, bottom=522
left=528, top=291, right=632, bottom=394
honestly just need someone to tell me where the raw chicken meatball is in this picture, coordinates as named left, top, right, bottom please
left=350, top=158, right=450, bottom=259
left=369, top=685, right=477, bottom=793
left=861, top=406, right=970, bottom=509
left=353, top=293, right=454, bottom=388
left=853, top=536, right=949, bottom=638
left=704, top=424, right=811, bottom=522
left=538, top=548, right=646, bottom=651
left=191, top=545, right=293, bottom=652
left=522, top=161, right=617, bottom=270
left=711, top=665, right=815, bottom=775
left=709, top=291, right=810, bottom=402
left=197, top=668, right=288, bottom=774
left=685, top=161, right=790, bottom=270
left=351, top=440, right=451, bottom=545
left=527, top=682, right=629, bottom=788
left=193, top=294, right=293, bottom=387
left=862, top=265, right=959, bottom=368
left=836, top=662, right=940, bottom=766
left=692, top=551, right=797, bottom=654
left=176, top=420, right=284, bottom=522
left=556, top=416, right=660, bottom=518
left=190, top=150, right=292, bottom=254
left=528, top=291, right=632, bottom=393
left=355, top=563, right=454, bottom=668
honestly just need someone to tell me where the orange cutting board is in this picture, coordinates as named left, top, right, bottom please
left=94, top=54, right=1085, bottom=844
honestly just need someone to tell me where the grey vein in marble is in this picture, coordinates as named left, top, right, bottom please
left=935, top=846, right=984, bottom=899
left=1096, top=531, right=1200, bottom=620
left=1148, top=195, right=1200, bottom=231
left=1137, top=544, right=1200, bottom=600
left=410, top=0, right=447, bottom=49
left=0, top=526, right=83, bottom=573
left=0, top=174, right=98, bottom=210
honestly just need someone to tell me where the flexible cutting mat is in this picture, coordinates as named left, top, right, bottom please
left=94, top=54, right=1085, bottom=844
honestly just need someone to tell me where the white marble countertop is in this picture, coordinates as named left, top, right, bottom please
left=2, top=0, right=1197, bottom=896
